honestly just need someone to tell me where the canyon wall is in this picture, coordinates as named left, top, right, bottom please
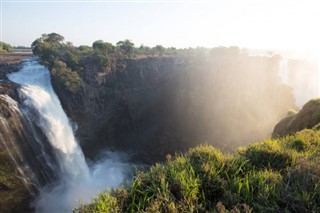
left=51, top=54, right=295, bottom=163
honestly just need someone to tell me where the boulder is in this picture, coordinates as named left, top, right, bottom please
left=272, top=99, right=320, bottom=137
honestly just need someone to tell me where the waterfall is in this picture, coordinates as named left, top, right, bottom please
left=7, top=58, right=127, bottom=212
left=278, top=57, right=319, bottom=108
left=279, top=58, right=289, bottom=85
left=8, top=59, right=90, bottom=180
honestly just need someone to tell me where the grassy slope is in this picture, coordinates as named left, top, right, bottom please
left=77, top=128, right=320, bottom=213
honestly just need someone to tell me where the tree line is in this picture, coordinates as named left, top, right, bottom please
left=31, top=32, right=253, bottom=93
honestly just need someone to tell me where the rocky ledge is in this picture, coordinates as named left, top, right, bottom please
left=272, top=99, right=320, bottom=137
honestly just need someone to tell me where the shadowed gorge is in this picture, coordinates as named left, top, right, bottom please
left=47, top=46, right=296, bottom=163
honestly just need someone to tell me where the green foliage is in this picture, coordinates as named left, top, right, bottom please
left=92, top=52, right=110, bottom=68
left=78, top=45, right=93, bottom=54
left=93, top=40, right=115, bottom=54
left=0, top=41, right=13, bottom=53
left=242, top=139, right=295, bottom=170
left=76, top=130, right=320, bottom=212
left=31, top=33, right=65, bottom=66
left=116, top=40, right=135, bottom=57
left=51, top=60, right=82, bottom=92
left=31, top=33, right=84, bottom=92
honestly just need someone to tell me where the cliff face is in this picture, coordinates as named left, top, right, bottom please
left=51, top=55, right=295, bottom=163
left=52, top=57, right=187, bottom=162
left=0, top=81, right=37, bottom=212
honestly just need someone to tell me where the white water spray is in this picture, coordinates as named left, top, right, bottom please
left=8, top=59, right=127, bottom=212
left=278, top=56, right=319, bottom=108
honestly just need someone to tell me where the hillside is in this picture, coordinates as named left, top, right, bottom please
left=77, top=117, right=320, bottom=212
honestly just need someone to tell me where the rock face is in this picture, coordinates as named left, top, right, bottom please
left=51, top=55, right=295, bottom=163
left=272, top=99, right=320, bottom=137
left=0, top=81, right=61, bottom=212
left=0, top=55, right=36, bottom=212
left=0, top=82, right=34, bottom=213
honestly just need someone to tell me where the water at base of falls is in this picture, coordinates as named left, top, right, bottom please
left=8, top=58, right=128, bottom=213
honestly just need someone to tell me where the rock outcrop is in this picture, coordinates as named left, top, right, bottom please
left=0, top=82, right=34, bottom=213
left=272, top=99, right=320, bottom=137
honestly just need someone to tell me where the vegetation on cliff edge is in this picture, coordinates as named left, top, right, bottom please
left=76, top=128, right=320, bottom=213
left=0, top=41, right=13, bottom=53
left=30, top=33, right=249, bottom=93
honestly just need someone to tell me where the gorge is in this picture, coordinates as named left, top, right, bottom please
left=0, top=37, right=319, bottom=212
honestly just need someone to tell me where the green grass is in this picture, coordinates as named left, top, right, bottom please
left=76, top=129, right=320, bottom=213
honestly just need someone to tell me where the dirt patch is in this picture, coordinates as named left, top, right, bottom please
left=0, top=52, right=32, bottom=66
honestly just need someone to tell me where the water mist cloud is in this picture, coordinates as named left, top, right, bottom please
left=34, top=151, right=129, bottom=213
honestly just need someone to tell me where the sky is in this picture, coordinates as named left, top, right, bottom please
left=1, top=0, right=320, bottom=51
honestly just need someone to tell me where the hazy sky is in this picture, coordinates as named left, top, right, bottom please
left=1, top=0, right=319, bottom=50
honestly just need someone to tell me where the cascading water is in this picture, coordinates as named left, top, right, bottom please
left=9, top=59, right=90, bottom=180
left=278, top=57, right=319, bottom=108
left=7, top=58, right=127, bottom=212
left=279, top=58, right=289, bottom=85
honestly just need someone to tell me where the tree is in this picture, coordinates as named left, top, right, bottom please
left=137, top=44, right=151, bottom=55
left=43, top=33, right=64, bottom=47
left=116, top=39, right=135, bottom=56
left=153, top=45, right=165, bottom=55
left=31, top=33, right=65, bottom=67
left=0, top=41, right=13, bottom=52
left=92, top=40, right=115, bottom=54
left=78, top=45, right=93, bottom=54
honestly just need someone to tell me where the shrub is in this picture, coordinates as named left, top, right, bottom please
left=51, top=60, right=82, bottom=92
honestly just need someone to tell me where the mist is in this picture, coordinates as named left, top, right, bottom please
left=277, top=53, right=319, bottom=108
left=33, top=151, right=130, bottom=213
left=72, top=47, right=320, bottom=162
left=148, top=49, right=297, bottom=152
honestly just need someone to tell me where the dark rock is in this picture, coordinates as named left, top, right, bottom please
left=0, top=182, right=10, bottom=191
left=272, top=99, right=320, bottom=137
